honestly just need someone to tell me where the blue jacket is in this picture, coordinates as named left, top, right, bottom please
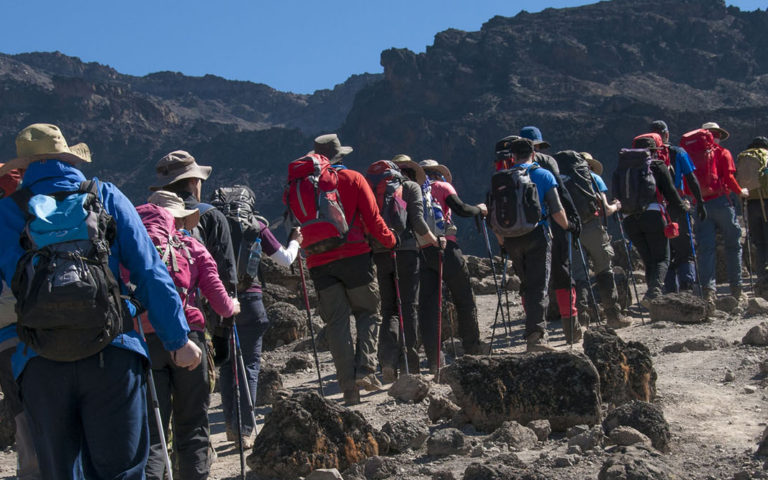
left=0, top=160, right=190, bottom=378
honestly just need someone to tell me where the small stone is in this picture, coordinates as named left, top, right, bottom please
left=431, top=472, right=456, bottom=480
left=608, top=426, right=653, bottom=448
left=427, top=428, right=471, bottom=456
left=363, top=456, right=401, bottom=480
left=716, top=295, right=739, bottom=313
left=651, top=322, right=669, bottom=329
left=760, top=360, right=768, bottom=375
left=733, top=471, right=751, bottom=480
left=603, top=401, right=671, bottom=452
left=381, top=419, right=429, bottom=452
left=662, top=337, right=730, bottom=353
left=282, top=354, right=314, bottom=374
left=428, top=393, right=461, bottom=423
left=389, top=374, right=431, bottom=403
left=567, top=424, right=590, bottom=438
left=485, top=421, right=538, bottom=450
left=526, top=419, right=552, bottom=441
left=554, top=455, right=575, bottom=468
left=568, top=426, right=604, bottom=452
left=743, top=322, right=768, bottom=346
left=748, top=298, right=768, bottom=316
left=306, top=469, right=344, bottom=480
left=567, top=445, right=583, bottom=455
left=647, top=292, right=707, bottom=324
left=470, top=444, right=485, bottom=457
left=724, top=371, right=735, bottom=383
left=745, top=386, right=758, bottom=394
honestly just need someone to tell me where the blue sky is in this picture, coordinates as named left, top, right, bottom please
left=1, top=0, right=762, bottom=94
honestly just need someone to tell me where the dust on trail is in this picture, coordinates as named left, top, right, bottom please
left=2, top=290, right=766, bottom=479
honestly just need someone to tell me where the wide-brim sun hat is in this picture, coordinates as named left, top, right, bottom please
left=391, top=154, right=426, bottom=185
left=580, top=152, right=603, bottom=176
left=309, top=133, right=353, bottom=165
left=147, top=190, right=201, bottom=229
left=419, top=159, right=452, bottom=184
left=1, top=123, right=91, bottom=176
left=701, top=122, right=730, bottom=141
left=150, top=150, right=212, bottom=191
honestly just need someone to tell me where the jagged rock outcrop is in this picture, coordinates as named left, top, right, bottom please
left=603, top=401, right=671, bottom=452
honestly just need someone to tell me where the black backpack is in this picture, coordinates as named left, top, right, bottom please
left=488, top=165, right=542, bottom=238
left=554, top=150, right=602, bottom=224
left=210, top=185, right=266, bottom=291
left=613, top=149, right=658, bottom=216
left=10, top=179, right=127, bottom=361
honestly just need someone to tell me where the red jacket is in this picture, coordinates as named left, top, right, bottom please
left=306, top=168, right=396, bottom=268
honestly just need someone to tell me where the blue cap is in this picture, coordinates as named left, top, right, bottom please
left=519, top=126, right=551, bottom=149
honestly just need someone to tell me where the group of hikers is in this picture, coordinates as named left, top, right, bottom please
left=0, top=118, right=765, bottom=479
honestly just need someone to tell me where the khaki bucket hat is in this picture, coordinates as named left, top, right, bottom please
left=147, top=190, right=201, bottom=229
left=1, top=123, right=91, bottom=176
left=391, top=154, right=426, bottom=185
left=309, top=133, right=353, bottom=165
left=150, top=150, right=212, bottom=191
left=701, top=122, right=730, bottom=141
left=580, top=152, right=603, bottom=176
left=419, top=159, right=453, bottom=184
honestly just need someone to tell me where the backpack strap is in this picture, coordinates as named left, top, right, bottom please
left=197, top=202, right=215, bottom=215
left=10, top=188, right=33, bottom=217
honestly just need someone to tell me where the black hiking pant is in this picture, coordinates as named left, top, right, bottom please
left=623, top=210, right=669, bottom=300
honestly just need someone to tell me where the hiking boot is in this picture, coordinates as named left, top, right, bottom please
left=731, top=285, right=747, bottom=304
left=226, top=426, right=237, bottom=442
left=704, top=288, right=717, bottom=316
left=561, top=317, right=583, bottom=345
left=381, top=366, right=397, bottom=384
left=343, top=389, right=361, bottom=406
left=605, top=306, right=632, bottom=329
left=355, top=373, right=383, bottom=392
left=526, top=332, right=556, bottom=353
left=241, top=431, right=255, bottom=449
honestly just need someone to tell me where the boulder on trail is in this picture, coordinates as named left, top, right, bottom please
left=465, top=255, right=492, bottom=279
left=388, top=374, right=431, bottom=403
left=747, top=297, right=768, bottom=316
left=661, top=336, right=730, bottom=353
left=608, top=426, right=653, bottom=448
left=380, top=418, right=429, bottom=452
left=428, top=392, right=461, bottom=423
left=442, top=352, right=601, bottom=432
left=261, top=256, right=302, bottom=292
left=758, top=425, right=768, bottom=456
left=306, top=469, right=343, bottom=480
left=647, top=293, right=707, bottom=324
left=598, top=446, right=678, bottom=480
left=526, top=419, right=552, bottom=441
left=603, top=401, right=671, bottom=452
left=426, top=427, right=472, bottom=456
left=255, top=366, right=284, bottom=406
left=583, top=327, right=657, bottom=405
left=742, top=322, right=768, bottom=346
left=247, top=392, right=384, bottom=478
left=0, top=399, right=14, bottom=449
left=263, top=302, right=306, bottom=350
left=471, top=277, right=497, bottom=295
left=282, top=354, right=314, bottom=373
left=484, top=421, right=538, bottom=450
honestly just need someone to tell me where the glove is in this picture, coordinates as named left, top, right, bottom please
left=696, top=203, right=707, bottom=222
left=123, top=296, right=145, bottom=317
left=567, top=218, right=581, bottom=239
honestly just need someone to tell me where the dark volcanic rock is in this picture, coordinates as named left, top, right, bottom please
left=263, top=302, right=305, bottom=350
left=255, top=366, right=284, bottom=406
left=583, top=327, right=657, bottom=405
left=428, top=393, right=462, bottom=423
left=484, top=421, right=538, bottom=450
left=282, top=354, right=314, bottom=373
left=661, top=336, right=730, bottom=353
left=427, top=428, right=471, bottom=456
left=598, top=446, right=677, bottom=479
left=381, top=419, right=429, bottom=452
left=247, top=392, right=383, bottom=478
left=388, top=374, right=431, bottom=403
left=647, top=293, right=707, bottom=324
left=603, top=401, right=671, bottom=453
left=743, top=322, right=768, bottom=346
left=443, top=352, right=601, bottom=432
left=0, top=399, right=14, bottom=449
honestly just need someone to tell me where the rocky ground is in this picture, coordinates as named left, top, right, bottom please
left=2, top=258, right=768, bottom=479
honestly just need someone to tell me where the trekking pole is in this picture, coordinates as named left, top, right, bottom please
left=230, top=326, right=246, bottom=479
left=297, top=253, right=324, bottom=397
left=575, top=238, right=602, bottom=325
left=232, top=324, right=257, bottom=427
left=137, top=321, right=175, bottom=480
left=391, top=250, right=410, bottom=376
left=566, top=232, right=574, bottom=350
left=743, top=199, right=756, bottom=293
left=616, top=214, right=645, bottom=324
left=500, top=251, right=512, bottom=343
left=436, top=248, right=444, bottom=382
left=478, top=216, right=507, bottom=355
left=685, top=212, right=704, bottom=298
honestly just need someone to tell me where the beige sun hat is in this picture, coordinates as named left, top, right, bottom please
left=419, top=159, right=453, bottom=184
left=391, top=154, right=426, bottom=185
left=147, top=190, right=201, bottom=229
left=0, top=123, right=91, bottom=176
left=149, top=150, right=212, bottom=191
left=309, top=133, right=353, bottom=165
left=701, top=122, right=730, bottom=141
left=580, top=152, right=603, bottom=176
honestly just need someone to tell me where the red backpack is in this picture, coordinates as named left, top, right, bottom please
left=283, top=154, right=350, bottom=255
left=680, top=129, right=719, bottom=197
left=364, top=160, right=408, bottom=234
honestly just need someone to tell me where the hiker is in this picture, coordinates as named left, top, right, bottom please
left=518, top=127, right=583, bottom=342
left=489, top=138, right=580, bottom=352
left=0, top=123, right=201, bottom=479
left=557, top=151, right=630, bottom=330
left=737, top=136, right=768, bottom=298
left=0, top=165, right=40, bottom=480
left=366, top=159, right=437, bottom=381
left=614, top=135, right=686, bottom=306
left=210, top=185, right=302, bottom=445
left=284, top=134, right=396, bottom=405
left=646, top=120, right=707, bottom=294
left=136, top=192, right=240, bottom=480
left=417, top=158, right=488, bottom=357
left=687, top=122, right=749, bottom=309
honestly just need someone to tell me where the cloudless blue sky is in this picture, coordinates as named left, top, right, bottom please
left=1, top=0, right=762, bottom=94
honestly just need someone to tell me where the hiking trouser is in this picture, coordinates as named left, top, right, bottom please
left=572, top=219, right=617, bottom=314
left=310, top=253, right=381, bottom=393
left=145, top=331, right=209, bottom=480
left=420, top=242, right=480, bottom=367
left=747, top=198, right=768, bottom=287
left=623, top=210, right=669, bottom=300
left=549, top=223, right=576, bottom=320
left=0, top=343, right=40, bottom=479
left=220, top=291, right=270, bottom=437
left=374, top=251, right=420, bottom=374
left=20, top=346, right=148, bottom=480
left=664, top=209, right=696, bottom=293
left=503, top=225, right=552, bottom=338
left=695, top=195, right=743, bottom=291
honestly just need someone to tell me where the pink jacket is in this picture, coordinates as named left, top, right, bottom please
left=125, top=204, right=235, bottom=334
